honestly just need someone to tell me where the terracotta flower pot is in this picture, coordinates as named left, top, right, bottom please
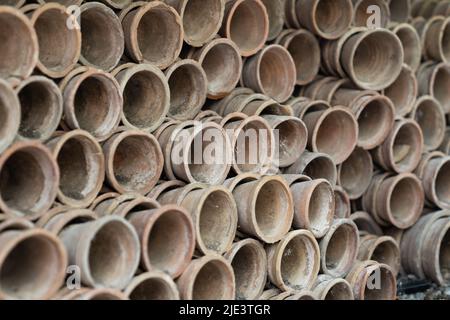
left=390, top=23, right=421, bottom=71
left=124, top=271, right=179, bottom=300
left=358, top=235, right=401, bottom=276
left=312, top=275, right=354, bottom=300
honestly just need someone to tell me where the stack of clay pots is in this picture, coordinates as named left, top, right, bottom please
left=0, top=0, right=449, bottom=300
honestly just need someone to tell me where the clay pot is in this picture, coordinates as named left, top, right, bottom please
left=61, top=67, right=122, bottom=141
left=224, top=239, right=267, bottom=300
left=0, top=79, right=20, bottom=153
left=321, top=27, right=365, bottom=78
left=334, top=186, right=351, bottom=219
left=284, top=0, right=300, bottom=28
left=181, top=186, right=237, bottom=255
left=375, top=173, right=424, bottom=229
left=240, top=99, right=293, bottom=117
left=420, top=155, right=450, bottom=210
left=312, top=275, right=354, bottom=300
left=409, top=96, right=446, bottom=151
left=361, top=173, right=391, bottom=227
left=261, top=0, right=285, bottom=41
left=424, top=16, right=450, bottom=64
left=165, top=59, right=207, bottom=121
left=0, top=6, right=37, bottom=81
left=189, top=38, right=242, bottom=100
left=37, top=208, right=96, bottom=235
left=0, top=141, right=59, bottom=220
left=120, top=1, right=183, bottom=69
left=417, top=62, right=450, bottom=114
left=168, top=121, right=232, bottom=185
left=390, top=23, right=421, bottom=71
left=103, top=130, right=163, bottom=195
left=147, top=180, right=186, bottom=200
left=290, top=98, right=331, bottom=119
left=221, top=93, right=268, bottom=116
left=25, top=3, right=80, bottom=78
left=290, top=179, right=335, bottom=238
left=15, top=76, right=62, bottom=141
left=166, top=0, right=225, bottom=47
left=350, top=211, right=383, bottom=236
left=303, top=107, right=358, bottom=164
left=333, top=91, right=395, bottom=150
left=242, top=44, right=296, bottom=103
left=337, top=147, right=373, bottom=200
left=223, top=116, right=273, bottom=174
left=275, top=29, right=321, bottom=85
left=373, top=119, right=424, bottom=173
left=345, top=260, right=397, bottom=300
left=312, top=78, right=350, bottom=104
left=401, top=211, right=450, bottom=285
left=387, top=0, right=411, bottom=23
left=124, top=271, right=179, bottom=300
left=177, top=254, right=235, bottom=300
left=262, top=115, right=307, bottom=167
left=47, top=130, right=104, bottom=208
left=0, top=228, right=67, bottom=300
left=127, top=205, right=195, bottom=278
left=296, top=0, right=353, bottom=40
left=285, top=151, right=337, bottom=187
left=220, top=0, right=269, bottom=57
left=358, top=235, right=401, bottom=276
left=341, top=29, right=404, bottom=90
left=319, top=219, right=359, bottom=278
left=266, top=230, right=320, bottom=291
left=383, top=64, right=418, bottom=117
left=353, top=0, right=390, bottom=28
left=111, top=195, right=160, bottom=218
left=208, top=87, right=254, bottom=115
left=232, top=175, right=294, bottom=243
left=114, top=63, right=169, bottom=132
left=59, top=215, right=140, bottom=289
left=79, top=2, right=124, bottom=71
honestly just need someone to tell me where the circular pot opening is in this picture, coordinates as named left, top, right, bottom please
left=395, top=27, right=421, bottom=70
left=439, top=228, right=450, bottom=283
left=0, top=148, right=55, bottom=216
left=187, top=126, right=228, bottom=184
left=146, top=209, right=192, bottom=274
left=167, top=62, right=206, bottom=120
left=314, top=109, right=357, bottom=164
left=325, top=224, right=355, bottom=274
left=136, top=6, right=181, bottom=66
left=235, top=120, right=272, bottom=173
left=228, top=0, right=267, bottom=54
left=339, top=148, right=372, bottom=199
left=280, top=235, right=316, bottom=289
left=183, top=0, right=223, bottom=45
left=287, top=32, right=320, bottom=84
left=18, top=80, right=60, bottom=140
left=308, top=182, right=333, bottom=236
left=129, top=277, right=175, bottom=300
left=352, top=31, right=402, bottom=89
left=0, top=10, right=36, bottom=79
left=414, top=99, right=445, bottom=150
left=392, top=122, right=422, bottom=171
left=357, top=98, right=393, bottom=147
left=315, top=0, right=352, bottom=38
left=276, top=119, right=305, bottom=166
left=80, top=5, right=123, bottom=70
left=231, top=244, right=264, bottom=300
left=371, top=239, right=399, bottom=271
left=123, top=70, right=168, bottom=130
left=255, top=180, right=290, bottom=239
left=435, top=161, right=450, bottom=208
left=74, top=75, right=120, bottom=139
left=433, top=65, right=450, bottom=113
left=88, top=220, right=138, bottom=288
left=303, top=155, right=336, bottom=184
left=364, top=266, right=395, bottom=300
left=199, top=190, right=235, bottom=253
left=112, top=135, right=160, bottom=193
left=57, top=135, right=102, bottom=202
left=384, top=67, right=416, bottom=116
left=334, top=189, right=350, bottom=218
left=324, top=281, right=353, bottom=300
left=201, top=42, right=241, bottom=96
left=389, top=177, right=422, bottom=226
left=34, top=7, right=79, bottom=74
left=192, top=260, right=231, bottom=300
left=0, top=233, right=63, bottom=299
left=259, top=46, right=295, bottom=102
